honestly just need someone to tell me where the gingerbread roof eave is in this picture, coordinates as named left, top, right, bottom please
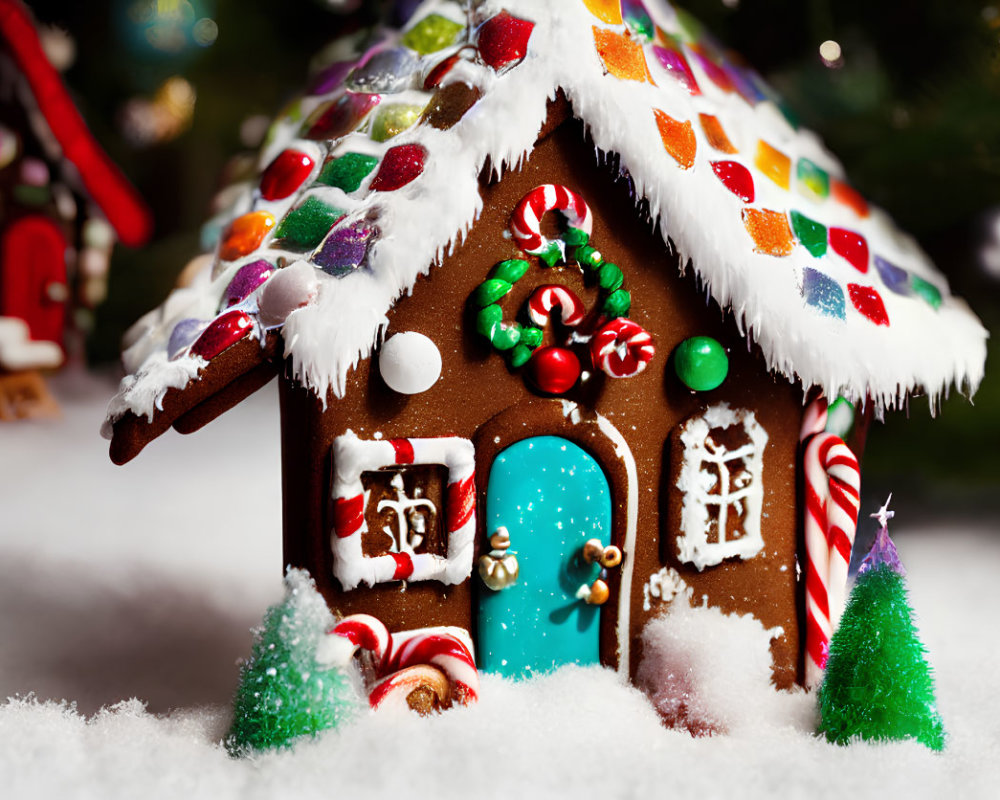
left=0, top=0, right=152, bottom=247
left=102, top=0, right=987, bottom=441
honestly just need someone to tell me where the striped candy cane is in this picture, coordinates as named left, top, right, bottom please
left=324, top=614, right=480, bottom=710
left=590, top=317, right=655, bottom=378
left=803, top=430, right=861, bottom=688
left=527, top=284, right=587, bottom=327
left=510, top=184, right=593, bottom=257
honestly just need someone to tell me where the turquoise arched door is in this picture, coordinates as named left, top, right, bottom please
left=477, top=436, right=612, bottom=678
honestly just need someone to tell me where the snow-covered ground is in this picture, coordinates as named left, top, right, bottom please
left=1, top=368, right=998, bottom=799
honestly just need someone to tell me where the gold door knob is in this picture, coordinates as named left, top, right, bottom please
left=576, top=578, right=610, bottom=605
left=581, top=538, right=622, bottom=569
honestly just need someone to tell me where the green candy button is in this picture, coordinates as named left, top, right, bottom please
left=674, top=336, right=729, bottom=391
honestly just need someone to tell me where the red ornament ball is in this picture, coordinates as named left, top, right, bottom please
left=527, top=346, right=580, bottom=394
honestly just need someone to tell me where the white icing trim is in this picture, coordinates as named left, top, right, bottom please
left=675, top=403, right=768, bottom=571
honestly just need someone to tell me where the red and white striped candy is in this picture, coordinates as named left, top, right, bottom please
left=527, top=284, right=586, bottom=327
left=328, top=614, right=391, bottom=674
left=803, top=431, right=861, bottom=688
left=510, top=184, right=592, bottom=255
left=388, top=631, right=480, bottom=704
left=368, top=665, right=451, bottom=711
left=799, top=395, right=828, bottom=443
left=590, top=318, right=655, bottom=378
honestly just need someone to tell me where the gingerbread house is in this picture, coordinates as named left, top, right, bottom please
left=104, top=0, right=986, bottom=696
left=0, top=0, right=151, bottom=418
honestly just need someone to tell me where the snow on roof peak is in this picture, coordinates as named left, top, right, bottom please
left=104, top=0, right=986, bottom=431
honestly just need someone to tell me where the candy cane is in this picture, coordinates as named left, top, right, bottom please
left=510, top=184, right=593, bottom=256
left=803, top=431, right=861, bottom=688
left=799, top=395, right=828, bottom=443
left=389, top=631, right=480, bottom=704
left=326, top=614, right=391, bottom=674
left=369, top=665, right=451, bottom=711
left=591, top=318, right=655, bottom=378
left=527, top=284, right=587, bottom=327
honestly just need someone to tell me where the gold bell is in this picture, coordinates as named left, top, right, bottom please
left=478, top=526, right=519, bottom=591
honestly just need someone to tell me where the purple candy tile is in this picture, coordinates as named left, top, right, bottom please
left=313, top=221, right=376, bottom=276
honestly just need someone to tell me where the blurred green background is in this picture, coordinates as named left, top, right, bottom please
left=25, top=0, right=1000, bottom=507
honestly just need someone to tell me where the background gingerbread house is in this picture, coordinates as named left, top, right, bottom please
left=0, top=0, right=151, bottom=419
left=104, top=0, right=986, bottom=691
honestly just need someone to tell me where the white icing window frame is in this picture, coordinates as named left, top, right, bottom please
left=675, top=403, right=768, bottom=571
left=330, top=430, right=476, bottom=590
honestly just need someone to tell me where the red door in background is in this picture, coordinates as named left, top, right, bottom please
left=0, top=215, right=68, bottom=345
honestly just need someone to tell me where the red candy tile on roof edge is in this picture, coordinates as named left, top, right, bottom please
left=848, top=284, right=889, bottom=326
left=190, top=310, right=255, bottom=360
left=369, top=144, right=427, bottom=191
left=260, top=150, right=315, bottom=201
left=711, top=161, right=754, bottom=202
left=830, top=228, right=869, bottom=274
left=477, top=11, right=534, bottom=72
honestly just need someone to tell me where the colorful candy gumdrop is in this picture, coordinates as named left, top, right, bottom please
left=258, top=262, right=319, bottom=327
left=219, top=211, right=275, bottom=261
left=699, top=113, right=737, bottom=153
left=316, top=152, right=379, bottom=193
left=621, top=0, right=654, bottom=42
left=401, top=13, right=464, bottom=55
left=652, top=42, right=700, bottom=95
left=711, top=161, right=754, bottom=202
left=790, top=211, right=827, bottom=258
left=190, top=309, right=254, bottom=360
left=848, top=284, right=889, bottom=326
left=910, top=275, right=942, bottom=309
left=167, top=318, right=206, bottom=359
left=478, top=11, right=534, bottom=72
left=673, top=336, right=728, bottom=391
left=796, top=158, right=830, bottom=201
left=830, top=228, right=869, bottom=273
left=594, top=27, right=654, bottom=83
left=832, top=178, right=869, bottom=218
left=421, top=82, right=482, bottom=130
left=273, top=196, right=345, bottom=251
left=742, top=209, right=794, bottom=256
left=313, top=221, right=375, bottom=277
left=347, top=47, right=419, bottom=93
left=653, top=109, right=696, bottom=169
left=688, top=46, right=733, bottom=93
left=224, top=259, right=274, bottom=307
left=260, top=150, right=315, bottom=202
left=802, top=267, right=846, bottom=320
left=754, top=141, right=791, bottom=190
left=371, top=103, right=427, bottom=142
left=528, top=346, right=581, bottom=394
left=873, top=256, right=911, bottom=296
left=302, top=93, right=380, bottom=141
left=369, top=144, right=427, bottom=192
left=582, top=0, right=623, bottom=25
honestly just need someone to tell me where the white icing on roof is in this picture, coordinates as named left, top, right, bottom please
left=104, top=0, right=987, bottom=434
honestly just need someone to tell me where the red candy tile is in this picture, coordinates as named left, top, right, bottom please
left=369, top=144, right=427, bottom=192
left=260, top=150, right=315, bottom=201
left=830, top=227, right=869, bottom=273
left=478, top=11, right=534, bottom=72
left=711, top=161, right=754, bottom=202
left=190, top=310, right=254, bottom=360
left=424, top=53, right=461, bottom=89
left=848, top=284, right=889, bottom=326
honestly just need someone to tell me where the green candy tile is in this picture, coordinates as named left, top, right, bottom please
left=316, top=153, right=379, bottom=192
left=370, top=104, right=426, bottom=142
left=401, top=14, right=463, bottom=55
left=910, top=275, right=942, bottom=309
left=797, top=158, right=830, bottom=200
left=274, top=196, right=345, bottom=251
left=790, top=210, right=827, bottom=258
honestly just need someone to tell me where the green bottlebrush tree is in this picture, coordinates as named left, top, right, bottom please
left=225, top=569, right=364, bottom=756
left=818, top=499, right=945, bottom=751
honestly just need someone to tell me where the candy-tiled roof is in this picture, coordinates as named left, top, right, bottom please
left=104, top=0, right=987, bottom=432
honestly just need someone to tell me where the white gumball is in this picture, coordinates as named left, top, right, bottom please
left=258, top=261, right=319, bottom=327
left=379, top=331, right=442, bottom=394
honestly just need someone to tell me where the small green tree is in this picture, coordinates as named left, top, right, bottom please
left=818, top=500, right=945, bottom=751
left=225, top=569, right=363, bottom=756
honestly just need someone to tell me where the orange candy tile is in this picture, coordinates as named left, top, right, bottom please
left=699, top=113, right=738, bottom=154
left=754, top=140, right=791, bottom=190
left=832, top=178, right=870, bottom=218
left=653, top=109, right=696, bottom=169
left=219, top=211, right=276, bottom=261
left=742, top=209, right=795, bottom=256
left=582, top=0, right=623, bottom=25
left=594, top=27, right=654, bottom=83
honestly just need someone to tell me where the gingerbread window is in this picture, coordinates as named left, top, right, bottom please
left=673, top=403, right=768, bottom=570
left=330, top=431, right=476, bottom=590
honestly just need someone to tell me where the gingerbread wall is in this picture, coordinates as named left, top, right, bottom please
left=280, top=117, right=806, bottom=687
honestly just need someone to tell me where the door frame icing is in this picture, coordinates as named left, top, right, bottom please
left=472, top=398, right=638, bottom=677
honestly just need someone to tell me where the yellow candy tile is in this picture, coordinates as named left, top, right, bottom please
left=755, top=140, right=791, bottom=190
left=594, top=27, right=655, bottom=84
left=582, top=0, right=623, bottom=25
left=653, top=109, right=696, bottom=169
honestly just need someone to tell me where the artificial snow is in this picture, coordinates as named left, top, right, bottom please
left=2, top=369, right=999, bottom=798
